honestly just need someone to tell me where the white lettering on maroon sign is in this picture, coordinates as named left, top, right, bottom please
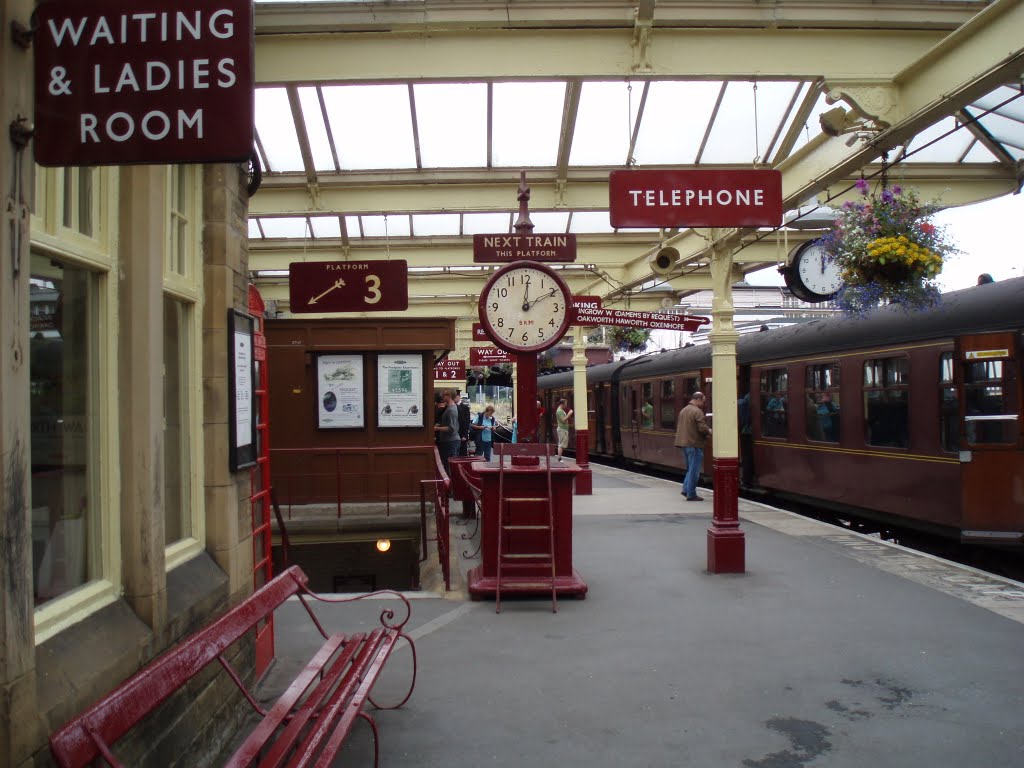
left=609, top=169, right=782, bottom=228
left=470, top=347, right=515, bottom=366
left=571, top=306, right=709, bottom=332
left=473, top=234, right=577, bottom=263
left=34, top=1, right=253, bottom=166
left=472, top=323, right=489, bottom=342
left=433, top=359, right=466, bottom=381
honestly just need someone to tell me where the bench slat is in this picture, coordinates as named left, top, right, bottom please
left=310, top=630, right=401, bottom=768
left=253, top=631, right=372, bottom=768
left=50, top=566, right=310, bottom=768
left=279, top=629, right=392, bottom=768
left=224, top=633, right=348, bottom=768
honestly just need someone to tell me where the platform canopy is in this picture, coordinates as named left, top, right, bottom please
left=249, top=0, right=1024, bottom=318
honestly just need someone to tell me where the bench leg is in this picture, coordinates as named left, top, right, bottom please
left=357, top=711, right=380, bottom=768
left=367, top=633, right=418, bottom=711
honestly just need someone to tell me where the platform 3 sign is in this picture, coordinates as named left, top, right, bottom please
left=33, top=1, right=254, bottom=166
left=289, top=260, right=409, bottom=312
left=609, top=169, right=782, bottom=228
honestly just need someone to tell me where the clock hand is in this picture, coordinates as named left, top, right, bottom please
left=521, top=282, right=531, bottom=312
left=526, top=288, right=557, bottom=310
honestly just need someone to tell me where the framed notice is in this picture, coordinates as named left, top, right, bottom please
left=317, top=354, right=365, bottom=429
left=228, top=309, right=257, bottom=471
left=377, top=354, right=424, bottom=428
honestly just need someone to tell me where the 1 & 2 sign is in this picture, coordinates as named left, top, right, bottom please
left=34, top=1, right=254, bottom=166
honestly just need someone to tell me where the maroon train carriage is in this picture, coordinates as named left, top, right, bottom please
left=538, top=277, right=1024, bottom=548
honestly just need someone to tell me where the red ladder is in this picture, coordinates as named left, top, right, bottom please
left=495, top=443, right=558, bottom=614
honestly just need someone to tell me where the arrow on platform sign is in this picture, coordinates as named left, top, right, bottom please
left=308, top=278, right=346, bottom=305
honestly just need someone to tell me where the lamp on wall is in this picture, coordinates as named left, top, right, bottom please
left=376, top=539, right=392, bottom=553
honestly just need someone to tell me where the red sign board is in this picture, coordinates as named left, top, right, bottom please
left=470, top=347, right=515, bottom=366
left=572, top=306, right=709, bottom=332
left=434, top=359, right=466, bottom=381
left=609, top=169, right=782, bottom=228
left=471, top=323, right=490, bottom=342
left=34, top=1, right=254, bottom=166
left=289, top=261, right=409, bottom=313
left=573, top=295, right=603, bottom=311
left=473, top=234, right=577, bottom=263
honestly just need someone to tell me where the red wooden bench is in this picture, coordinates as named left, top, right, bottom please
left=49, top=565, right=417, bottom=768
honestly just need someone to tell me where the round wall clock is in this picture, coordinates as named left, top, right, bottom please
left=781, top=238, right=843, bottom=303
left=478, top=261, right=572, bottom=353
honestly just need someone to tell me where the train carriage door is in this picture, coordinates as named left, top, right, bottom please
left=956, top=332, right=1024, bottom=545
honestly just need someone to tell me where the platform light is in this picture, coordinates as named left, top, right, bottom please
left=376, top=538, right=392, bottom=553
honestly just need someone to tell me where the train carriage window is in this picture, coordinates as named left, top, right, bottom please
left=660, top=380, right=675, bottom=429
left=939, top=353, right=959, bottom=453
left=963, top=358, right=1017, bottom=445
left=864, top=357, right=909, bottom=448
left=641, top=383, right=654, bottom=428
left=760, top=368, right=788, bottom=439
left=805, top=363, right=841, bottom=442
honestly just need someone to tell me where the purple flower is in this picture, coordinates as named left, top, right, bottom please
left=891, top=185, right=902, bottom=195
left=855, top=179, right=869, bottom=194
left=881, top=189, right=894, bottom=204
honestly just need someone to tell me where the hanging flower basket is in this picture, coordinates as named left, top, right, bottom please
left=606, top=326, right=651, bottom=354
left=822, top=178, right=957, bottom=315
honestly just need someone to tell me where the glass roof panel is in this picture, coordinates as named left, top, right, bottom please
left=978, top=113, right=1024, bottom=152
left=344, top=215, right=363, bottom=238
left=633, top=81, right=722, bottom=165
left=255, top=88, right=304, bottom=172
left=492, top=82, right=565, bottom=167
left=701, top=81, right=798, bottom=164
left=970, top=86, right=1024, bottom=122
left=360, top=214, right=411, bottom=238
left=528, top=211, right=571, bottom=233
left=902, top=117, right=974, bottom=163
left=247, top=220, right=263, bottom=239
left=570, top=82, right=640, bottom=166
left=309, top=216, right=341, bottom=238
left=321, top=85, right=417, bottom=170
left=259, top=217, right=309, bottom=238
left=414, top=84, right=488, bottom=168
left=569, top=211, right=615, bottom=233
left=298, top=86, right=337, bottom=171
left=412, top=213, right=461, bottom=236
left=463, top=212, right=512, bottom=234
left=788, top=89, right=832, bottom=156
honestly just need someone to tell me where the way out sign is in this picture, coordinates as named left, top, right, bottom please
left=33, top=1, right=254, bottom=166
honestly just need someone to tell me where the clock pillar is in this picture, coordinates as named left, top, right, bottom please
left=514, top=352, right=539, bottom=442
left=707, top=237, right=745, bottom=573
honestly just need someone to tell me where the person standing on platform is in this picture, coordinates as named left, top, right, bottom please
left=675, top=391, right=711, bottom=501
left=433, top=390, right=461, bottom=478
left=555, top=398, right=573, bottom=461
left=454, top=391, right=472, bottom=456
left=472, top=405, right=498, bottom=461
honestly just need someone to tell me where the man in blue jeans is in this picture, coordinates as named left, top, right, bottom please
left=433, top=390, right=461, bottom=478
left=674, top=391, right=711, bottom=501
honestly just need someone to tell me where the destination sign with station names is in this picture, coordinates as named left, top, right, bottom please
left=289, top=260, right=408, bottom=312
left=472, top=234, right=576, bottom=263
left=572, top=306, right=709, bottom=332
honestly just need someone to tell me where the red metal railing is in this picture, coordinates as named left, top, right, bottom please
left=420, top=447, right=451, bottom=591
left=269, top=445, right=436, bottom=518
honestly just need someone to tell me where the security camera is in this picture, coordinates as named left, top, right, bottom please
left=649, top=246, right=680, bottom=275
left=819, top=106, right=850, bottom=137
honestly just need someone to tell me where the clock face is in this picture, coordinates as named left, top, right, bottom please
left=479, top=262, right=572, bottom=352
left=788, top=240, right=843, bottom=301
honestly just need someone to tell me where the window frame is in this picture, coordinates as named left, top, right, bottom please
left=862, top=356, right=911, bottom=449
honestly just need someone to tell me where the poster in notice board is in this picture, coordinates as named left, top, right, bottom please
left=377, top=354, right=424, bottom=427
left=317, top=354, right=365, bottom=428
left=228, top=309, right=257, bottom=471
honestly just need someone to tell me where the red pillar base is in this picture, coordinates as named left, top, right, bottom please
left=707, top=527, right=746, bottom=573
left=707, top=457, right=745, bottom=574
left=573, top=429, right=592, bottom=495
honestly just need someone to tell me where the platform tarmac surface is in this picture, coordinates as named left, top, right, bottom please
left=259, top=463, right=1024, bottom=767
